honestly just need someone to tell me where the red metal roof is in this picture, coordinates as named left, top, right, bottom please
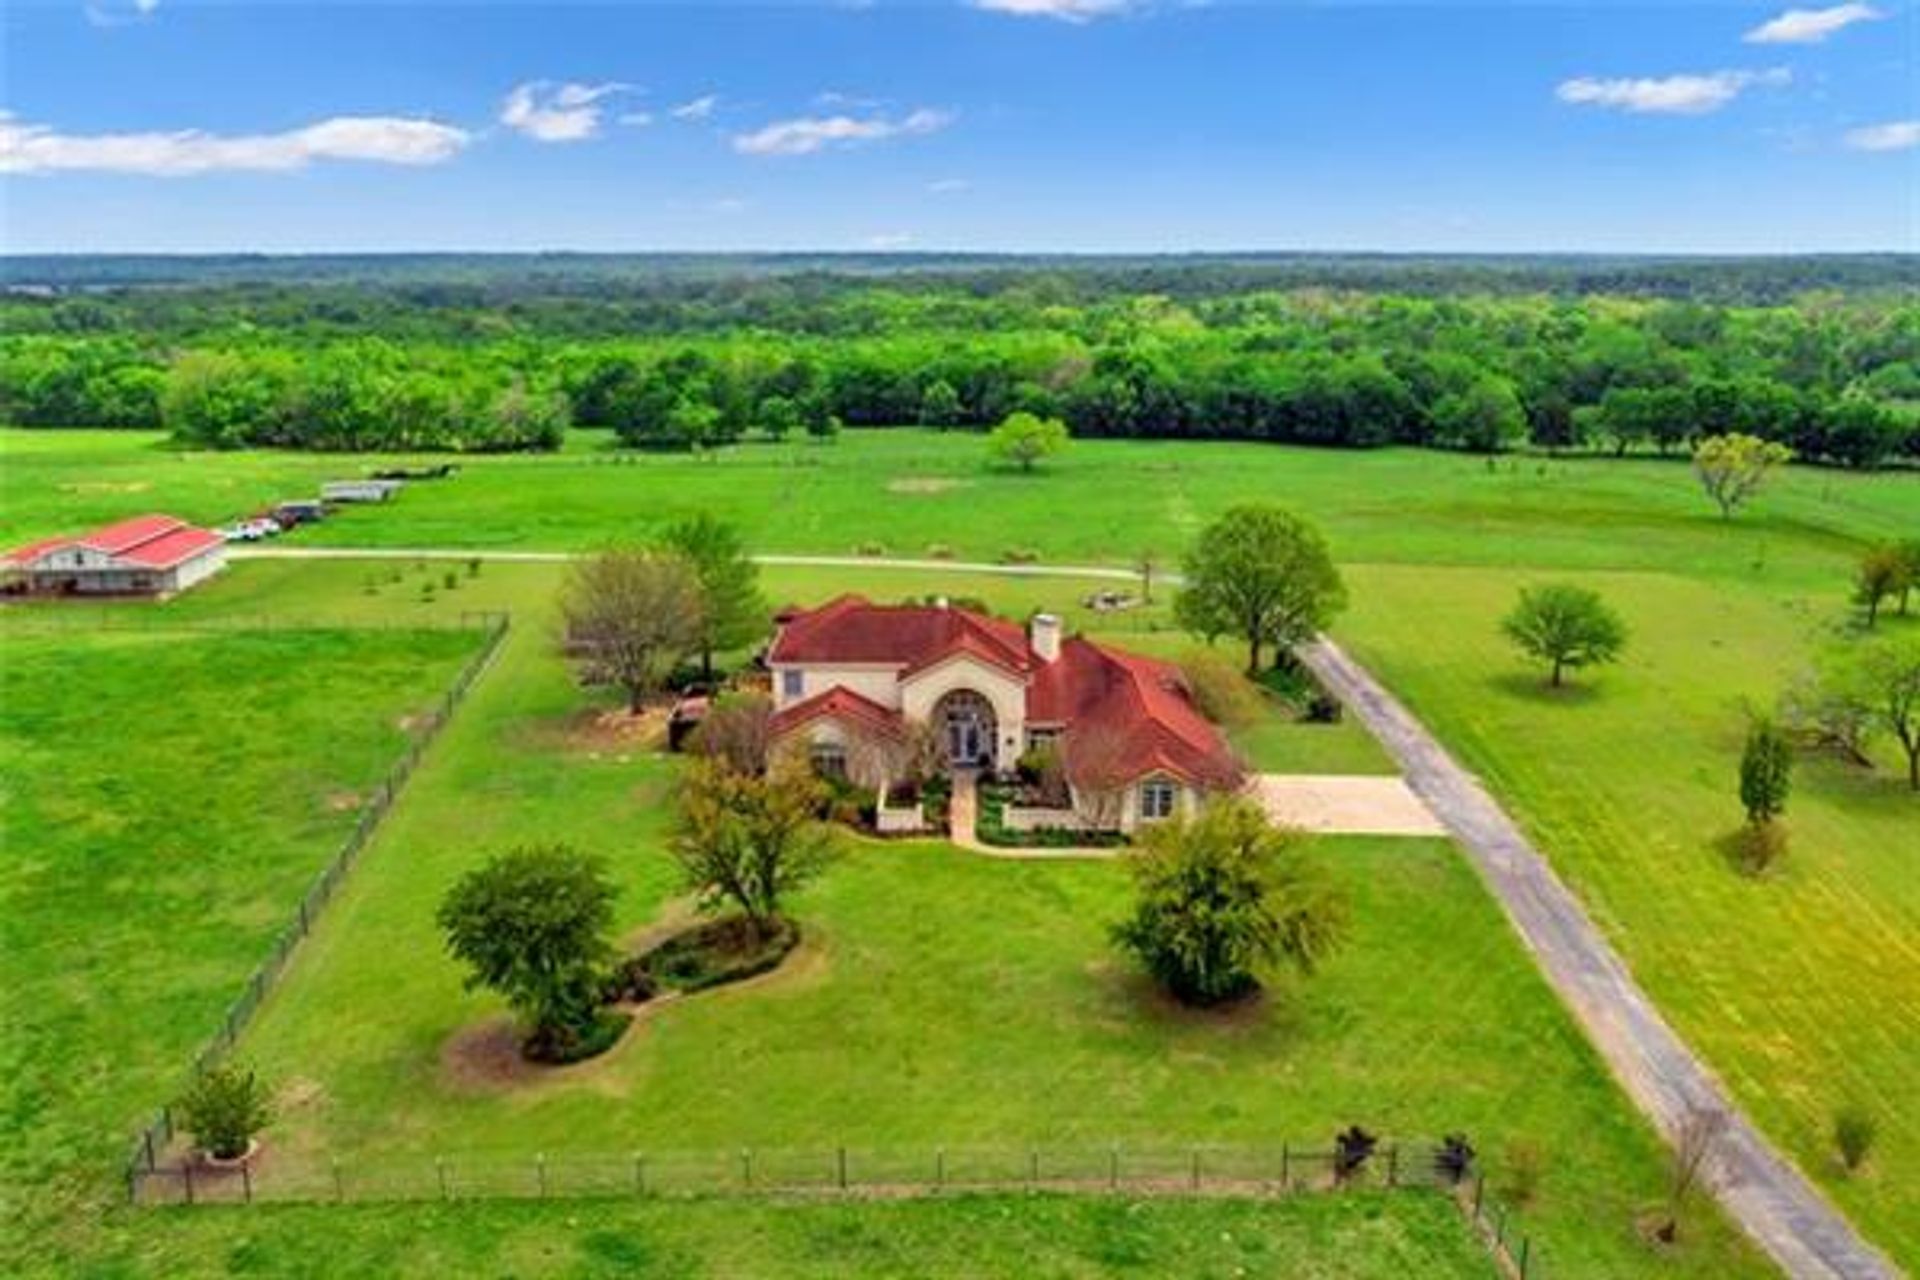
left=5, top=514, right=222, bottom=571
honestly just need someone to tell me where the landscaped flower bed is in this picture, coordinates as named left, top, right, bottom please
left=975, top=779, right=1128, bottom=849
left=611, top=915, right=801, bottom=1000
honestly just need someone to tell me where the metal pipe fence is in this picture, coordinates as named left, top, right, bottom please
left=121, top=612, right=512, bottom=1189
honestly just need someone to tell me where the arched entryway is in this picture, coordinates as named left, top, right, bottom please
left=933, top=689, right=998, bottom=768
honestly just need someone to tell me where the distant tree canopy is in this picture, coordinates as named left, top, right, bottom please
left=2, top=271, right=1916, bottom=464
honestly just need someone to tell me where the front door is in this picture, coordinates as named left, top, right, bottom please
left=946, top=716, right=983, bottom=765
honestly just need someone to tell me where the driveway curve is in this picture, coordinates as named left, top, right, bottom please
left=1300, top=637, right=1898, bottom=1280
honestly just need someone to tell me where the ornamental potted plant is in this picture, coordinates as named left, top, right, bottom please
left=177, top=1064, right=273, bottom=1166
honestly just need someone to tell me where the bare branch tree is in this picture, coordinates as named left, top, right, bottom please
left=1659, top=1106, right=1727, bottom=1243
left=559, top=546, right=705, bottom=713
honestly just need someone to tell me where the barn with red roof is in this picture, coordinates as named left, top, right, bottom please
left=767, top=595, right=1243, bottom=833
left=3, top=514, right=227, bottom=598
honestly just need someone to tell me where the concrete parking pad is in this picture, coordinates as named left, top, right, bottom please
left=1246, top=774, right=1447, bottom=836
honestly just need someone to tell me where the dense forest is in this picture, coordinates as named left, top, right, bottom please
left=2, top=258, right=1916, bottom=464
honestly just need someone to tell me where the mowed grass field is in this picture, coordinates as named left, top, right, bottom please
left=0, top=621, right=482, bottom=1269
left=3, top=427, right=1913, bottom=582
left=1337, top=567, right=1920, bottom=1265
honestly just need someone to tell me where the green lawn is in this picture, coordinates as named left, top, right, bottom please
left=4, top=428, right=1913, bottom=585
left=173, top=562, right=1762, bottom=1280
left=49, top=1190, right=1497, bottom=1279
left=0, top=623, right=483, bottom=1270
left=1338, top=566, right=1920, bottom=1266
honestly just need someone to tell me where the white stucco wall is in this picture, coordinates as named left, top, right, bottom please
left=899, top=654, right=1028, bottom=770
left=770, top=662, right=903, bottom=711
left=168, top=545, right=227, bottom=593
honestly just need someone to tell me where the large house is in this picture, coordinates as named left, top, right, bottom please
left=766, top=595, right=1243, bottom=832
left=3, top=515, right=227, bottom=598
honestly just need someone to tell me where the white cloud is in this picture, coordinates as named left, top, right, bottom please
left=0, top=110, right=471, bottom=176
left=84, top=0, right=159, bottom=28
left=618, top=112, right=655, bottom=128
left=499, top=80, right=631, bottom=142
left=1843, top=119, right=1920, bottom=150
left=1744, top=4, right=1883, bottom=44
left=926, top=177, right=971, bottom=193
left=973, top=0, right=1133, bottom=20
left=866, top=232, right=914, bottom=249
left=1555, top=68, right=1790, bottom=115
left=671, top=94, right=720, bottom=122
left=134, top=0, right=160, bottom=11
left=732, top=107, right=953, bottom=156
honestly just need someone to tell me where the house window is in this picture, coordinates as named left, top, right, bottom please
left=809, top=742, right=848, bottom=780
left=781, top=670, right=804, bottom=700
left=1140, top=779, right=1178, bottom=822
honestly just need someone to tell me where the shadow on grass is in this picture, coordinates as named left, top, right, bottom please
left=1484, top=672, right=1607, bottom=706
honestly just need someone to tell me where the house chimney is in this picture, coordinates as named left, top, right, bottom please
left=934, top=595, right=949, bottom=610
left=1030, top=612, right=1062, bottom=663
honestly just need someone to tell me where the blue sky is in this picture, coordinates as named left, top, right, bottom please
left=1, top=1, right=1914, bottom=253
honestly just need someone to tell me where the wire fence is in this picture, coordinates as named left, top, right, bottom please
left=122, top=611, right=512, bottom=1189
left=126, top=1138, right=1541, bottom=1275
left=2, top=608, right=510, bottom=637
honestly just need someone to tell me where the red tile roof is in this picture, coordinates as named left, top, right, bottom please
left=769, top=685, right=905, bottom=741
left=769, top=598, right=1241, bottom=790
left=5, top=514, right=223, bottom=570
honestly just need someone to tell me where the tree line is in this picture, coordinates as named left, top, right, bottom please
left=3, top=285, right=1915, bottom=463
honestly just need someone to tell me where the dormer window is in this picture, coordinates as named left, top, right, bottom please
left=781, top=670, right=804, bottom=700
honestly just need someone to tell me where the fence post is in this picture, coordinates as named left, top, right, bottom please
left=1281, top=1142, right=1290, bottom=1191
left=1472, top=1171, right=1485, bottom=1220
left=1190, top=1149, right=1201, bottom=1191
left=126, top=1164, right=138, bottom=1206
left=332, top=1157, right=344, bottom=1203
left=144, top=1128, right=157, bottom=1172
left=837, top=1146, right=847, bottom=1191
left=437, top=1157, right=449, bottom=1201
left=1518, top=1235, right=1531, bottom=1279
left=241, top=1158, right=253, bottom=1204
left=536, top=1153, right=548, bottom=1199
left=1387, top=1144, right=1398, bottom=1188
left=1028, top=1148, right=1038, bottom=1191
left=741, top=1148, right=752, bottom=1189
left=1109, top=1143, right=1119, bottom=1192
left=935, top=1146, right=945, bottom=1191
left=182, top=1161, right=195, bottom=1206
left=633, top=1153, right=646, bottom=1197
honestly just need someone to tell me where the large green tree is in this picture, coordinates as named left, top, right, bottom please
left=1176, top=505, right=1347, bottom=675
left=663, top=514, right=768, bottom=681
left=1692, top=433, right=1793, bottom=520
left=987, top=410, right=1070, bottom=471
left=670, top=757, right=834, bottom=939
left=1113, top=796, right=1348, bottom=1007
left=437, top=845, right=618, bottom=1061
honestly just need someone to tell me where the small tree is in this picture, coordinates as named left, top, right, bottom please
left=1112, top=795, right=1348, bottom=1007
left=689, top=690, right=774, bottom=775
left=1738, top=717, right=1792, bottom=827
left=1838, top=635, right=1920, bottom=790
left=1895, top=539, right=1920, bottom=616
left=662, top=514, right=768, bottom=682
left=1833, top=1105, right=1877, bottom=1175
left=1854, top=544, right=1910, bottom=629
left=671, top=757, right=834, bottom=939
left=1501, top=583, right=1628, bottom=688
left=1333, top=1125, right=1379, bottom=1183
left=1434, top=1133, right=1476, bottom=1187
left=177, top=1064, right=273, bottom=1161
left=987, top=410, right=1070, bottom=472
left=1692, top=433, right=1792, bottom=520
left=437, top=845, right=618, bottom=1060
left=1176, top=505, right=1347, bottom=675
left=559, top=546, right=705, bottom=712
left=918, top=378, right=962, bottom=429
left=1658, top=1106, right=1726, bottom=1243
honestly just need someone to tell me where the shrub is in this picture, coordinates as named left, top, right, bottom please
left=177, top=1064, right=273, bottom=1160
left=924, top=543, right=955, bottom=560
left=855, top=541, right=886, bottom=557
left=1000, top=546, right=1041, bottom=564
left=1333, top=1125, right=1378, bottom=1183
left=1739, top=717, right=1792, bottom=826
left=1833, top=1106, right=1877, bottom=1174
left=1499, top=1140, right=1544, bottom=1207
left=1434, top=1133, right=1476, bottom=1186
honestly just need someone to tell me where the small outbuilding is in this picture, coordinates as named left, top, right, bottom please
left=3, top=514, right=227, bottom=598
left=321, top=479, right=403, bottom=503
